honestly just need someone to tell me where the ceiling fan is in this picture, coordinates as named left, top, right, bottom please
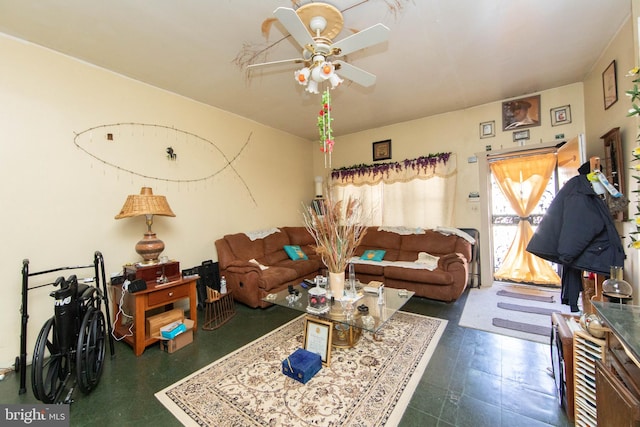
left=248, top=3, right=390, bottom=94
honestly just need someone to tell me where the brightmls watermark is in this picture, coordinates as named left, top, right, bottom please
left=1, top=404, right=69, bottom=426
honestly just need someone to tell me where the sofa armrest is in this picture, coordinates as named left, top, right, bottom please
left=226, top=260, right=262, bottom=274
left=438, top=253, right=467, bottom=270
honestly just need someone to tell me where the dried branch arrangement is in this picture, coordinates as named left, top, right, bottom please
left=302, top=189, right=367, bottom=273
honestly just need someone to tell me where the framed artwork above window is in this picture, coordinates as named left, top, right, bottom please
left=502, top=95, right=541, bottom=131
left=372, top=140, right=392, bottom=161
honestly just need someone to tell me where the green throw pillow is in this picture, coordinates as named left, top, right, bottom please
left=284, top=245, right=308, bottom=260
left=361, top=249, right=386, bottom=261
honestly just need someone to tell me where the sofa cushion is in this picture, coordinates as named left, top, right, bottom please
left=353, top=262, right=385, bottom=276
left=263, top=230, right=291, bottom=255
left=276, top=258, right=323, bottom=278
left=384, top=265, right=453, bottom=285
left=360, top=249, right=386, bottom=261
left=258, top=266, right=300, bottom=291
left=400, top=230, right=457, bottom=255
left=356, top=245, right=399, bottom=261
left=284, top=245, right=309, bottom=260
left=260, top=251, right=289, bottom=266
left=283, top=227, right=316, bottom=246
left=360, top=228, right=402, bottom=249
left=224, top=233, right=265, bottom=260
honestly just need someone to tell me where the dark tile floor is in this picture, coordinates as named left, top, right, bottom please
left=0, top=288, right=571, bottom=426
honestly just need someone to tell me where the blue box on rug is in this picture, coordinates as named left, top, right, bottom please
left=282, top=348, right=322, bottom=384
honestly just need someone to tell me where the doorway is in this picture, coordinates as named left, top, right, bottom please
left=476, top=136, right=585, bottom=287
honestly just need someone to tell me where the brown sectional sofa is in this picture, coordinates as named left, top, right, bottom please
left=214, top=226, right=472, bottom=308
left=352, top=227, right=471, bottom=303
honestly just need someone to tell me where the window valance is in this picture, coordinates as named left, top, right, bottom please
left=330, top=152, right=456, bottom=186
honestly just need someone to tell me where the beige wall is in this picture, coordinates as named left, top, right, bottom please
left=0, top=34, right=313, bottom=366
left=584, top=16, right=638, bottom=298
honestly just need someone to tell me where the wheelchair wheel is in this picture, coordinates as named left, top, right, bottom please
left=32, top=317, right=70, bottom=403
left=76, top=307, right=106, bottom=394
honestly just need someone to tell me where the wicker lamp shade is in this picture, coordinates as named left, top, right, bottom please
left=115, top=187, right=175, bottom=263
left=115, top=187, right=175, bottom=219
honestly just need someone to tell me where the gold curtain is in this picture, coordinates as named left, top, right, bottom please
left=490, top=152, right=560, bottom=285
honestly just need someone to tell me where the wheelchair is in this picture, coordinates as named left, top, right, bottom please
left=31, top=274, right=107, bottom=404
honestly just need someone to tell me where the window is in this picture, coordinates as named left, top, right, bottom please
left=330, top=154, right=457, bottom=228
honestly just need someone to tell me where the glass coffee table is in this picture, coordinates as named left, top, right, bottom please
left=263, top=283, right=414, bottom=348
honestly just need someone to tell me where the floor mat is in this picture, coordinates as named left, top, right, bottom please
left=496, top=289, right=555, bottom=303
left=459, top=282, right=572, bottom=343
left=492, top=318, right=552, bottom=337
left=497, top=302, right=560, bottom=316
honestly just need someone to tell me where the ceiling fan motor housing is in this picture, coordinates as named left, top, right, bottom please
left=309, top=16, right=327, bottom=34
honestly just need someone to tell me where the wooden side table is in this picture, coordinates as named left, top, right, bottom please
left=203, top=288, right=235, bottom=330
left=551, top=312, right=580, bottom=422
left=111, top=276, right=198, bottom=356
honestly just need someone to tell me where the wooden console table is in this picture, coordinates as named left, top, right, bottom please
left=111, top=276, right=198, bottom=356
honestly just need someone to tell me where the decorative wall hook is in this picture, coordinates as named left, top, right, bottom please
left=166, top=146, right=177, bottom=160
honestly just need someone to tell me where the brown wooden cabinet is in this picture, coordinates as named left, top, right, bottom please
left=595, top=321, right=640, bottom=426
left=111, top=276, right=198, bottom=356
left=596, top=359, right=640, bottom=426
left=551, top=313, right=580, bottom=421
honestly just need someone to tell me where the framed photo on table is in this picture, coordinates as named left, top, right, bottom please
left=372, top=139, right=392, bottom=161
left=304, top=316, right=332, bottom=366
left=602, top=60, right=618, bottom=110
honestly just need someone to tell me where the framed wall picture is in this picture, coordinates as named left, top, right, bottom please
left=602, top=60, right=618, bottom=110
left=479, top=121, right=495, bottom=139
left=502, top=95, right=541, bottom=131
left=601, top=127, right=625, bottom=221
left=512, top=129, right=530, bottom=141
left=550, top=105, right=572, bottom=126
left=372, top=139, right=392, bottom=161
left=303, top=316, right=332, bottom=366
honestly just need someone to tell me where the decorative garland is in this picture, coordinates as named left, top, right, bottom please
left=317, top=89, right=334, bottom=167
left=331, top=152, right=451, bottom=181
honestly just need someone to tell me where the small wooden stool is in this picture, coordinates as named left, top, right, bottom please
left=203, top=288, right=235, bottom=330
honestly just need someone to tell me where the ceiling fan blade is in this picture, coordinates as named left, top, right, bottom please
left=247, top=58, right=305, bottom=69
left=273, top=7, right=316, bottom=50
left=332, top=23, right=390, bottom=56
left=333, top=60, right=376, bottom=87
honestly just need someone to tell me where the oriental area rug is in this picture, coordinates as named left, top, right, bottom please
left=459, top=281, right=573, bottom=344
left=155, top=312, right=446, bottom=426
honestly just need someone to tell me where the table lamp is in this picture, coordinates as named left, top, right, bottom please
left=115, top=187, right=175, bottom=263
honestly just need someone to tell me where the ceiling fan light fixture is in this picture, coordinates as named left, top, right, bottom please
left=321, top=62, right=334, bottom=77
left=295, top=67, right=310, bottom=85
left=306, top=79, right=319, bottom=94
left=311, top=63, right=330, bottom=82
left=329, top=73, right=343, bottom=89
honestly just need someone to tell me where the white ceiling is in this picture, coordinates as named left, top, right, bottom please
left=0, top=0, right=631, bottom=141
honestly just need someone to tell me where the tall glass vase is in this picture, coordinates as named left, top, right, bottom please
left=329, top=271, right=345, bottom=300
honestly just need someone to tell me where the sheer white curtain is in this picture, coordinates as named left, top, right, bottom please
left=330, top=154, right=457, bottom=228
